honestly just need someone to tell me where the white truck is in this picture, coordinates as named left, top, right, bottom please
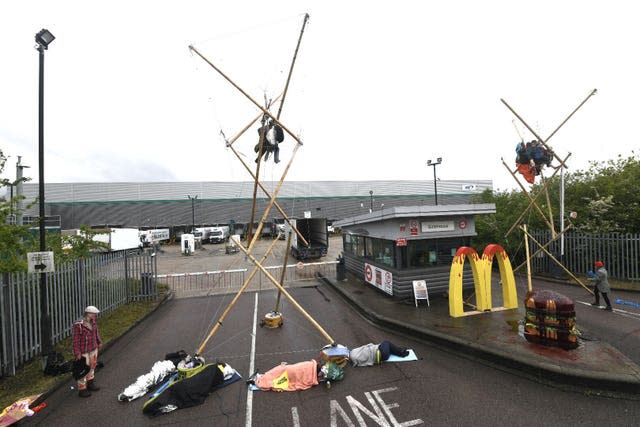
left=87, top=227, right=142, bottom=252
left=208, top=225, right=230, bottom=243
left=139, top=228, right=170, bottom=247
left=287, top=218, right=329, bottom=260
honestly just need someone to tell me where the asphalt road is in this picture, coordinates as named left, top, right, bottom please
left=24, top=283, right=640, bottom=427
left=22, top=237, right=640, bottom=426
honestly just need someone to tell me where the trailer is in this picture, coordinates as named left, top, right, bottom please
left=87, top=227, right=142, bottom=252
left=287, top=218, right=329, bottom=260
left=140, top=228, right=170, bottom=247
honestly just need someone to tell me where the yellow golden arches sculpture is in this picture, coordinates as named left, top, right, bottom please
left=449, top=245, right=519, bottom=318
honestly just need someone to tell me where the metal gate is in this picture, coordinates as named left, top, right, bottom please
left=159, top=261, right=338, bottom=298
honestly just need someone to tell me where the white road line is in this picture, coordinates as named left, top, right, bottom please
left=291, top=406, right=300, bottom=427
left=245, top=293, right=259, bottom=427
left=576, top=300, right=640, bottom=319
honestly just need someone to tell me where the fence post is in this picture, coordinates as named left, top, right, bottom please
left=124, top=250, right=130, bottom=302
left=1, top=273, right=16, bottom=376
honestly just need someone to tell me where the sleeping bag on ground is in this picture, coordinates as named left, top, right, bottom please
left=254, top=360, right=318, bottom=392
left=142, top=363, right=226, bottom=417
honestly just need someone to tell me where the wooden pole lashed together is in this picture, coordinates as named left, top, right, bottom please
left=503, top=90, right=597, bottom=297
left=192, top=13, right=336, bottom=353
left=196, top=237, right=281, bottom=356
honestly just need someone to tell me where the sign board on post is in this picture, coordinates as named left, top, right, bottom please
left=27, top=251, right=55, bottom=274
left=412, top=280, right=430, bottom=308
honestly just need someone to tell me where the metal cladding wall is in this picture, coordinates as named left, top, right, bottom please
left=20, top=180, right=492, bottom=230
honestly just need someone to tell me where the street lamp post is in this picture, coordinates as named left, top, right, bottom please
left=35, top=28, right=55, bottom=356
left=187, top=195, right=198, bottom=233
left=427, top=157, right=442, bottom=206
left=369, top=190, right=373, bottom=213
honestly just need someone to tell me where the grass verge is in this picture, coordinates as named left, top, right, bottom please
left=0, top=296, right=164, bottom=410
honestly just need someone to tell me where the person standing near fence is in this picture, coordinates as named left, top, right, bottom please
left=589, top=261, right=613, bottom=311
left=72, top=305, right=103, bottom=397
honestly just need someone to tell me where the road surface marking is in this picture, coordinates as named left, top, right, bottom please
left=245, top=293, right=259, bottom=427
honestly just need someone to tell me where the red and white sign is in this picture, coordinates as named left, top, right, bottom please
left=396, top=238, right=407, bottom=247
left=364, top=263, right=393, bottom=295
left=364, top=264, right=373, bottom=282
left=409, top=220, right=419, bottom=236
left=459, top=219, right=467, bottom=229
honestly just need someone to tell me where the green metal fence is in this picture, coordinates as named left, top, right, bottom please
left=1, top=250, right=156, bottom=377
left=529, top=230, right=640, bottom=283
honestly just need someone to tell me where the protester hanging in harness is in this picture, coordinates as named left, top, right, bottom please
left=254, top=117, right=285, bottom=164
left=515, top=140, right=553, bottom=184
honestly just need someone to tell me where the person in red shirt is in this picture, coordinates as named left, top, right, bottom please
left=72, top=305, right=103, bottom=397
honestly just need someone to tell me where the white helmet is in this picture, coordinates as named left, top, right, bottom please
left=85, top=305, right=100, bottom=314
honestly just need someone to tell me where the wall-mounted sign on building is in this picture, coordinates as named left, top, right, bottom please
left=421, top=220, right=454, bottom=233
left=364, top=263, right=393, bottom=295
left=409, top=220, right=419, bottom=236
left=396, top=238, right=407, bottom=247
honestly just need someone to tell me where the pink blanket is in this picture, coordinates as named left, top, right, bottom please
left=255, top=360, right=318, bottom=392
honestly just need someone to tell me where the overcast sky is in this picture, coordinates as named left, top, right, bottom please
left=1, top=0, right=638, bottom=195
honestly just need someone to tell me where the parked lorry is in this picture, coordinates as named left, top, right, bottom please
left=208, top=225, right=230, bottom=243
left=287, top=218, right=329, bottom=260
left=139, top=228, right=170, bottom=247
left=87, top=227, right=142, bottom=252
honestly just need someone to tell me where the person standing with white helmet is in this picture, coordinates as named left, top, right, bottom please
left=72, top=305, right=103, bottom=397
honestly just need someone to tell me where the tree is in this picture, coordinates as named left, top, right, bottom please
left=1, top=149, right=107, bottom=273
left=473, top=150, right=640, bottom=264
left=0, top=149, right=32, bottom=273
left=563, top=152, right=640, bottom=233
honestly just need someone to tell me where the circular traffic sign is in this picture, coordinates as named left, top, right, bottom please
left=365, top=264, right=373, bottom=282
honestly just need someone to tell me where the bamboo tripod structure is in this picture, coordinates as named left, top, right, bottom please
left=502, top=89, right=597, bottom=295
left=191, top=14, right=336, bottom=357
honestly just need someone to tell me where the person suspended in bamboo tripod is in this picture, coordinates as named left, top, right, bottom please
left=255, top=115, right=285, bottom=163
left=72, top=305, right=103, bottom=397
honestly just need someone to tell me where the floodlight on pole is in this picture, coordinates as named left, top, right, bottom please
left=427, top=157, right=442, bottom=206
left=35, top=28, right=54, bottom=355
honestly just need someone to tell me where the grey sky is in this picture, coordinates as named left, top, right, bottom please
left=1, top=0, right=638, bottom=193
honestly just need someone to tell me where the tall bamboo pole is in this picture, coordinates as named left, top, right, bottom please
left=501, top=158, right=555, bottom=232
left=522, top=224, right=533, bottom=292
left=247, top=112, right=268, bottom=244
left=226, top=141, right=308, bottom=246
left=543, top=182, right=557, bottom=238
left=196, top=237, right=280, bottom=356
left=248, top=142, right=302, bottom=254
left=248, top=14, right=309, bottom=249
left=189, top=45, right=302, bottom=146
left=545, top=89, right=597, bottom=143
left=276, top=13, right=309, bottom=120
left=519, top=226, right=593, bottom=295
left=235, top=238, right=335, bottom=344
left=506, top=153, right=571, bottom=237
left=274, top=231, right=293, bottom=313
left=513, top=223, right=572, bottom=273
left=501, top=89, right=597, bottom=170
